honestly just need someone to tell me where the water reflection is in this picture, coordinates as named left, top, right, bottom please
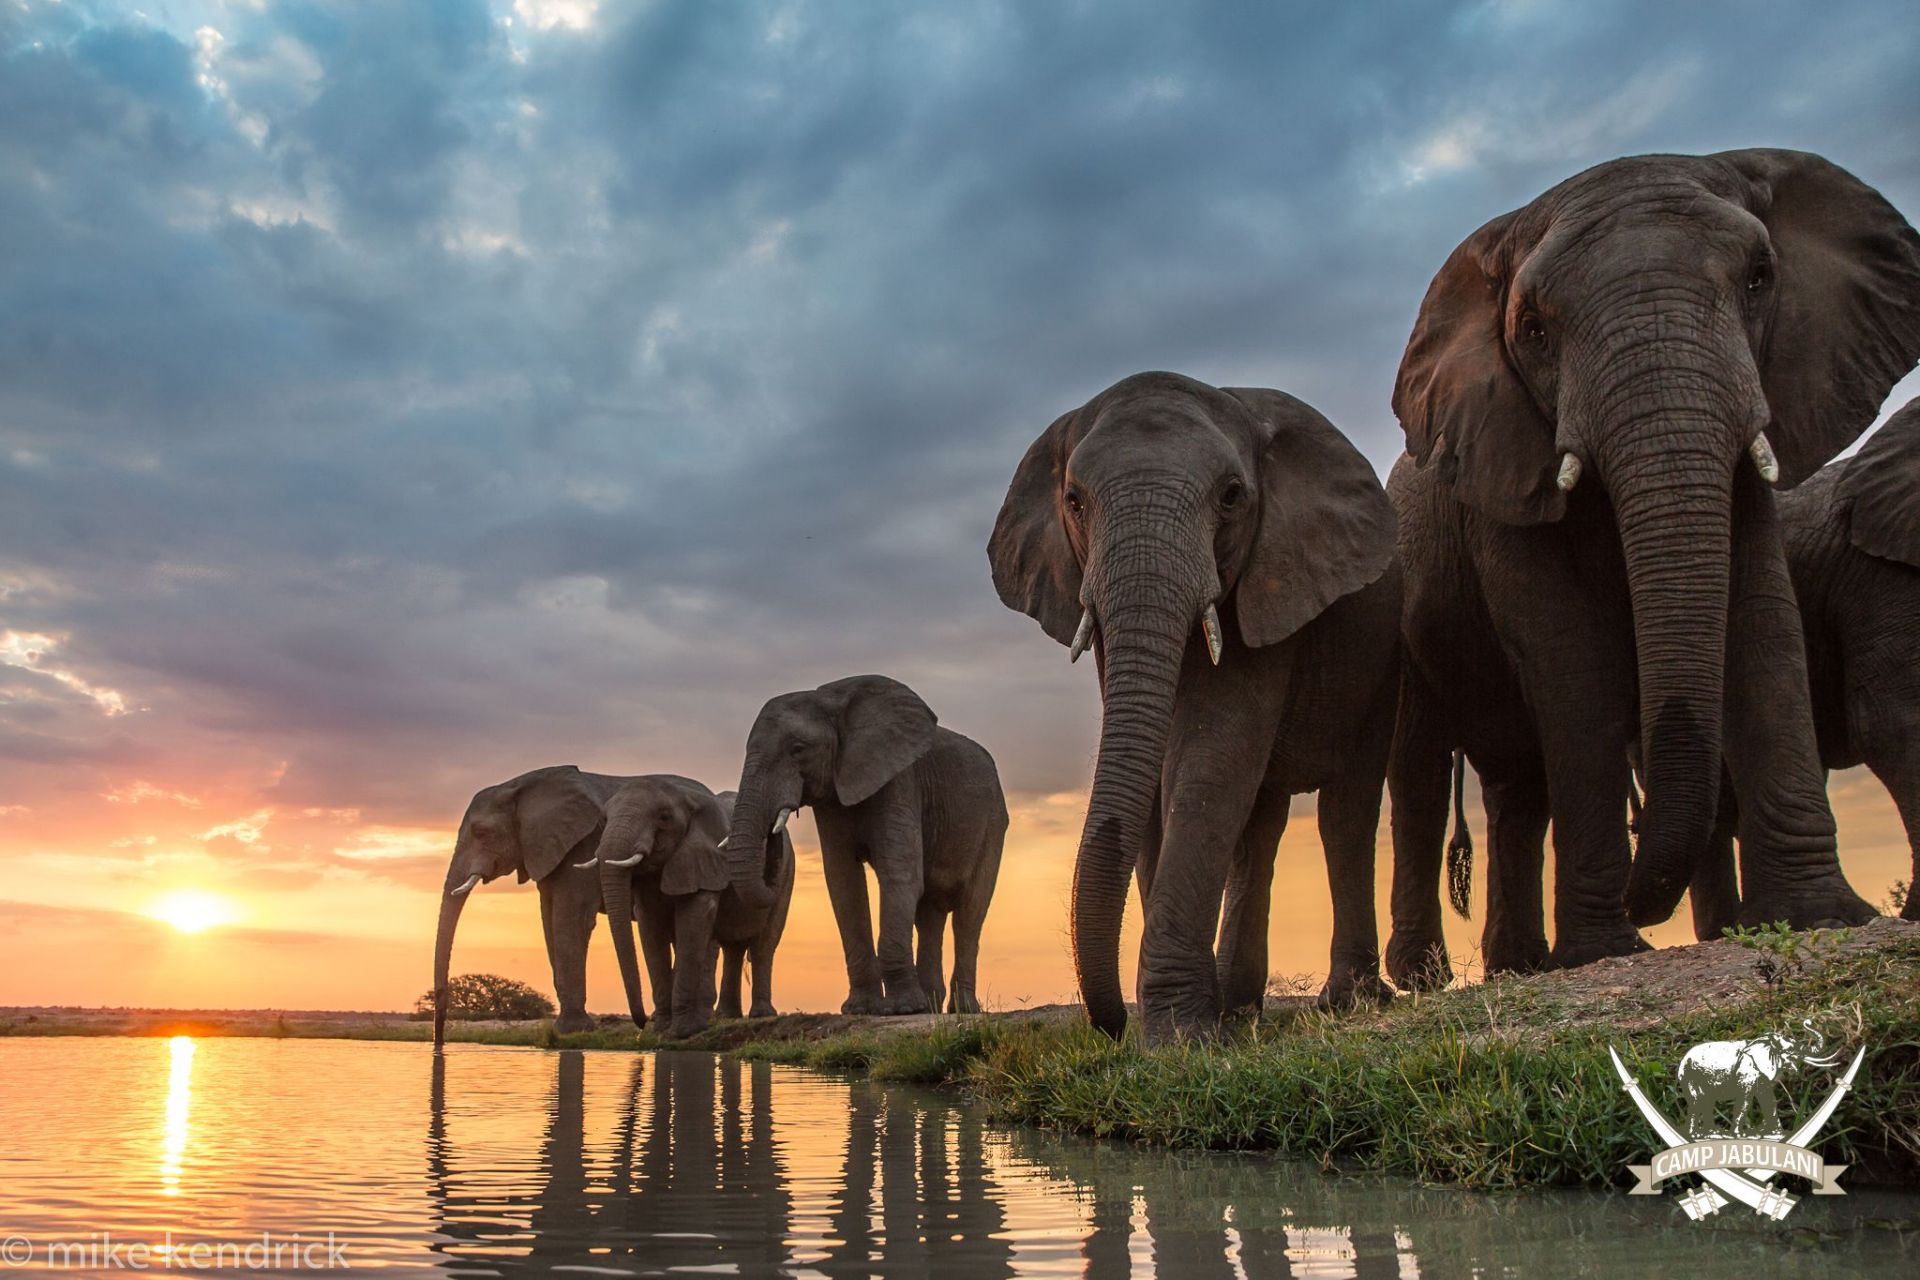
left=158, top=1035, right=194, bottom=1197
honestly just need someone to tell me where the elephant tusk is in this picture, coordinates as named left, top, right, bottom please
left=771, top=808, right=793, bottom=835
left=1749, top=432, right=1780, bottom=483
left=572, top=857, right=599, bottom=869
left=1068, top=608, right=1094, bottom=664
left=1200, top=603, right=1223, bottom=666
left=717, top=835, right=733, bottom=851
left=449, top=874, right=481, bottom=897
left=603, top=853, right=644, bottom=869
left=1556, top=452, right=1582, bottom=492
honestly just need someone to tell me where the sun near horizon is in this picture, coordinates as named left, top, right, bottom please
left=144, top=890, right=241, bottom=937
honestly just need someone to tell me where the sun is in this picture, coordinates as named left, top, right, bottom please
left=147, top=890, right=240, bottom=935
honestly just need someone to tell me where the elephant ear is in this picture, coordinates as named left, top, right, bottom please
left=1720, top=149, right=1920, bottom=487
left=988, top=407, right=1085, bottom=645
left=1393, top=211, right=1565, bottom=526
left=1223, top=388, right=1397, bottom=647
left=1840, top=396, right=1920, bottom=568
left=512, top=766, right=604, bottom=884
left=825, top=674, right=938, bottom=806
left=659, top=786, right=730, bottom=897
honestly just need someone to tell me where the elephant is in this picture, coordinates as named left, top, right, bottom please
left=1384, top=149, right=1920, bottom=992
left=989, top=371, right=1402, bottom=1042
left=1676, top=1020, right=1844, bottom=1139
left=720, top=674, right=1008, bottom=1017
left=579, top=775, right=796, bottom=1037
left=431, top=764, right=639, bottom=1043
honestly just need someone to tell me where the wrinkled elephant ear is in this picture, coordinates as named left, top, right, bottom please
left=513, top=766, right=604, bottom=883
left=1223, top=388, right=1397, bottom=648
left=1840, top=396, right=1920, bottom=568
left=824, top=674, right=938, bottom=806
left=1393, top=211, right=1565, bottom=526
left=1718, top=149, right=1920, bottom=488
left=988, top=406, right=1087, bottom=645
left=660, top=786, right=731, bottom=897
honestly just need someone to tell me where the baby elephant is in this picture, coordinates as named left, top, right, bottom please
left=584, top=774, right=795, bottom=1037
left=721, top=675, right=1008, bottom=1015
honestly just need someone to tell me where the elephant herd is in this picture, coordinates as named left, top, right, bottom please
left=435, top=146, right=1920, bottom=1047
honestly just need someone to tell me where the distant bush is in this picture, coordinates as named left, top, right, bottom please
left=413, top=974, right=556, bottom=1022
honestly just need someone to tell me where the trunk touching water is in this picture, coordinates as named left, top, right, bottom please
left=431, top=889, right=469, bottom=1047
left=724, top=769, right=780, bottom=912
left=1613, top=442, right=1735, bottom=926
left=1073, top=540, right=1201, bottom=1040
left=598, top=813, right=649, bottom=1028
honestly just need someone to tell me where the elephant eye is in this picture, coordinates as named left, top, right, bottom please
left=1063, top=487, right=1085, bottom=517
left=788, top=741, right=805, bottom=758
left=1746, top=258, right=1772, bottom=295
left=1219, top=479, right=1247, bottom=512
left=1519, top=312, right=1548, bottom=350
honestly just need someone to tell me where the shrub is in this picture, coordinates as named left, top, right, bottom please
left=413, top=974, right=556, bottom=1021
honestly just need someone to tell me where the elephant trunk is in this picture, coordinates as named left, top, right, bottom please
left=597, top=813, right=650, bottom=1029
left=1072, top=513, right=1212, bottom=1040
left=431, top=884, right=469, bottom=1047
left=723, top=768, right=780, bottom=912
left=1608, top=428, right=1737, bottom=927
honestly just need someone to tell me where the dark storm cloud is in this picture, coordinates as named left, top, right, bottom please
left=1, top=0, right=1916, bottom=832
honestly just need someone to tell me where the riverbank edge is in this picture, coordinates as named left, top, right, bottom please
left=7, top=919, right=1917, bottom=1192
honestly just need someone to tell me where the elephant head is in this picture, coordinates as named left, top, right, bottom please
left=988, top=372, right=1396, bottom=1037
left=579, top=775, right=730, bottom=1028
left=723, top=675, right=938, bottom=910
left=431, top=765, right=605, bottom=1045
left=1395, top=150, right=1920, bottom=925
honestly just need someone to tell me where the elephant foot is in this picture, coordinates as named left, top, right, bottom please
left=1385, top=931, right=1453, bottom=992
left=1316, top=971, right=1392, bottom=1013
left=1740, top=880, right=1878, bottom=930
left=553, top=1011, right=596, bottom=1034
left=877, top=987, right=932, bottom=1016
left=841, top=990, right=885, bottom=1015
left=947, top=989, right=980, bottom=1015
left=1484, top=934, right=1550, bottom=977
left=715, top=998, right=744, bottom=1021
left=747, top=1002, right=778, bottom=1019
left=1903, top=896, right=1920, bottom=923
left=668, top=1013, right=711, bottom=1039
left=1547, top=926, right=1650, bottom=971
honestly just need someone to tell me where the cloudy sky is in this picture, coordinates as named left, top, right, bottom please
left=2, top=0, right=1915, bottom=1012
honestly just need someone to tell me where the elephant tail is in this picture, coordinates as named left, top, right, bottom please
left=1446, top=749, right=1473, bottom=920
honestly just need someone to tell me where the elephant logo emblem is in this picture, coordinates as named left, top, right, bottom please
left=1610, top=1022, right=1864, bottom=1220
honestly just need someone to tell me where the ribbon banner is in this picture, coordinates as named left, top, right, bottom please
left=1608, top=1045, right=1865, bottom=1221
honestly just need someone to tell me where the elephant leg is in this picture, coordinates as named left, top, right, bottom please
left=821, top=844, right=884, bottom=1015
left=1752, top=1082, right=1780, bottom=1137
left=947, top=857, right=994, bottom=1016
left=1690, top=776, right=1743, bottom=940
left=716, top=944, right=745, bottom=1021
left=1215, top=783, right=1289, bottom=1021
left=747, top=933, right=778, bottom=1018
left=637, top=886, right=676, bottom=1022
left=872, top=828, right=931, bottom=1015
left=1481, top=771, right=1550, bottom=975
left=669, top=893, right=720, bottom=1037
left=914, top=900, right=948, bottom=1013
left=1386, top=663, right=1455, bottom=992
left=1685, top=1089, right=1713, bottom=1140
left=1723, top=475, right=1874, bottom=927
left=1317, top=746, right=1393, bottom=1012
left=543, top=878, right=598, bottom=1034
left=1880, top=756, right=1920, bottom=921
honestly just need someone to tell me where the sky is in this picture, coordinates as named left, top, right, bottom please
left=1, top=0, right=1916, bottom=1013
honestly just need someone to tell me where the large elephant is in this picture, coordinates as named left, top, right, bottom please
left=1677, top=1020, right=1843, bottom=1139
left=581, top=775, right=796, bottom=1037
left=721, top=675, right=1007, bottom=1016
left=1385, top=149, right=1920, bottom=990
left=430, top=764, right=634, bottom=1043
left=1683, top=396, right=1920, bottom=934
left=989, top=371, right=1402, bottom=1042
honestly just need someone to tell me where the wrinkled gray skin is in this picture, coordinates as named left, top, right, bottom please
left=990, top=372, right=1402, bottom=1042
left=722, top=675, right=1007, bottom=1017
left=431, top=765, right=632, bottom=1044
left=1688, top=397, right=1920, bottom=934
left=582, top=776, right=795, bottom=1037
left=1385, top=149, right=1920, bottom=991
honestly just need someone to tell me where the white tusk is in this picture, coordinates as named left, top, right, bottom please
left=603, top=853, right=644, bottom=869
left=771, top=808, right=792, bottom=835
left=717, top=835, right=733, bottom=851
left=1201, top=603, right=1223, bottom=666
left=572, top=858, right=599, bottom=869
left=1556, top=452, right=1582, bottom=492
left=1068, top=608, right=1094, bottom=664
left=1749, top=432, right=1779, bottom=484
left=449, top=874, right=481, bottom=897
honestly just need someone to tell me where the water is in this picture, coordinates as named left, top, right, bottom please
left=0, top=1038, right=1912, bottom=1277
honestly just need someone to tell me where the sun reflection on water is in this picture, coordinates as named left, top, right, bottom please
left=160, top=1035, right=194, bottom=1196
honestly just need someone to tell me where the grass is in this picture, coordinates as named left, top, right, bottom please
left=731, top=938, right=1920, bottom=1192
